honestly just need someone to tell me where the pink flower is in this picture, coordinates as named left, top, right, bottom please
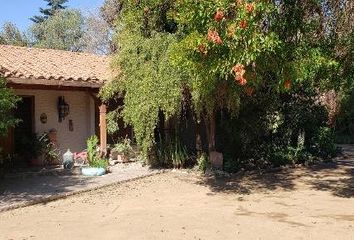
left=207, top=29, right=223, bottom=45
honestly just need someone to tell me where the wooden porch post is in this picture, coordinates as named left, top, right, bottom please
left=99, top=104, right=107, bottom=155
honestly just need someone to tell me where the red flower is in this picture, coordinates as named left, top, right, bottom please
left=236, top=0, right=243, bottom=5
left=207, top=29, right=223, bottom=45
left=232, top=63, right=246, bottom=76
left=240, top=20, right=248, bottom=29
left=238, top=77, right=247, bottom=86
left=233, top=63, right=247, bottom=85
left=246, top=3, right=255, bottom=13
left=284, top=79, right=292, bottom=90
left=214, top=10, right=224, bottom=22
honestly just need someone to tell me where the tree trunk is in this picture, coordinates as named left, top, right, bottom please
left=208, top=111, right=216, bottom=152
left=204, top=110, right=216, bottom=153
left=205, top=110, right=223, bottom=168
left=195, top=120, right=202, bottom=156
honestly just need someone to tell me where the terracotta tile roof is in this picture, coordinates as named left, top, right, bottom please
left=0, top=45, right=112, bottom=88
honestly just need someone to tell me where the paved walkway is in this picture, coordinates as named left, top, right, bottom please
left=0, top=162, right=162, bottom=212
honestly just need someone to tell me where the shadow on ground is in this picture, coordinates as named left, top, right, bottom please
left=0, top=175, right=95, bottom=207
left=308, top=159, right=354, bottom=198
left=191, top=158, right=354, bottom=198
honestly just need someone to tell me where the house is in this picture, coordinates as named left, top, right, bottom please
left=0, top=44, right=111, bottom=167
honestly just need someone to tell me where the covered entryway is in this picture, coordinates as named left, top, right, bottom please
left=0, top=44, right=113, bottom=169
left=13, top=96, right=35, bottom=167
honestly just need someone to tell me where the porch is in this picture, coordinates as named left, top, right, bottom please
left=0, top=45, right=112, bottom=169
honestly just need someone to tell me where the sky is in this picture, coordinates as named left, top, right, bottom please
left=0, top=0, right=105, bottom=31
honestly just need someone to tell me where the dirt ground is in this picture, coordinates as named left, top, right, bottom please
left=0, top=159, right=353, bottom=240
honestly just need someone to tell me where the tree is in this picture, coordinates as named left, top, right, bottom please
left=30, top=9, right=86, bottom=52
left=0, top=22, right=28, bottom=47
left=102, top=0, right=344, bottom=166
left=0, top=78, right=19, bottom=136
left=31, top=0, right=68, bottom=23
left=101, top=0, right=183, bottom=157
left=170, top=0, right=280, bottom=153
left=100, top=0, right=123, bottom=27
left=83, top=11, right=114, bottom=55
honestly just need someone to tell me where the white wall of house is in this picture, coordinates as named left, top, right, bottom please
left=14, top=89, right=96, bottom=156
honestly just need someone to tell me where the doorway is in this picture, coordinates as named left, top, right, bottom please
left=13, top=96, right=35, bottom=167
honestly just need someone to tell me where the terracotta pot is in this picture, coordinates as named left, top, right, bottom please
left=117, top=154, right=129, bottom=163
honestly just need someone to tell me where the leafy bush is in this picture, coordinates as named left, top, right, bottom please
left=308, top=127, right=340, bottom=160
left=335, top=89, right=354, bottom=144
left=87, top=135, right=108, bottom=169
left=0, top=78, right=19, bottom=136
left=113, top=138, right=133, bottom=156
left=155, top=138, right=189, bottom=169
left=39, top=133, right=59, bottom=165
left=197, top=154, right=210, bottom=173
left=217, top=84, right=338, bottom=172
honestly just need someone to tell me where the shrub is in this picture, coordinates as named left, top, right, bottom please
left=0, top=78, right=20, bottom=136
left=87, top=135, right=108, bottom=169
left=217, top=84, right=338, bottom=173
left=113, top=138, right=133, bottom=156
left=308, top=127, right=340, bottom=160
left=155, top=138, right=189, bottom=168
left=197, top=154, right=210, bottom=173
left=39, top=133, right=59, bottom=165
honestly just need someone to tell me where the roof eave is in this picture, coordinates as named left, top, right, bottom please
left=6, top=77, right=104, bottom=89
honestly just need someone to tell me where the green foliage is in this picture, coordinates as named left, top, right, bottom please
left=309, top=127, right=339, bottom=160
left=31, top=0, right=69, bottom=23
left=100, top=0, right=123, bottom=27
left=113, top=138, right=133, bottom=156
left=100, top=0, right=184, bottom=155
left=86, top=136, right=108, bottom=169
left=106, top=110, right=121, bottom=136
left=0, top=78, right=20, bottom=136
left=39, top=133, right=60, bottom=165
left=197, top=154, right=210, bottom=173
left=335, top=89, right=354, bottom=143
left=16, top=133, right=50, bottom=160
left=87, top=135, right=99, bottom=164
left=103, top=0, right=345, bottom=167
left=89, top=157, right=109, bottom=169
left=217, top=84, right=338, bottom=172
left=170, top=0, right=279, bottom=115
left=0, top=22, right=29, bottom=47
left=31, top=9, right=86, bottom=51
left=155, top=137, right=188, bottom=168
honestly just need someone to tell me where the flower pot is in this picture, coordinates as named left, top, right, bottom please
left=81, top=167, right=106, bottom=176
left=117, top=154, right=129, bottom=163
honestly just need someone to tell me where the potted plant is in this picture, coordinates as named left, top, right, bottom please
left=81, top=135, right=108, bottom=176
left=112, top=138, right=133, bottom=163
left=16, top=134, right=45, bottom=167
left=40, top=133, right=60, bottom=166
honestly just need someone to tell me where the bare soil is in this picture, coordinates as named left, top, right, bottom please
left=0, top=159, right=353, bottom=240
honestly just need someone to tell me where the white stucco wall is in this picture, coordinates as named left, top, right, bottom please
left=14, top=89, right=96, bottom=156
